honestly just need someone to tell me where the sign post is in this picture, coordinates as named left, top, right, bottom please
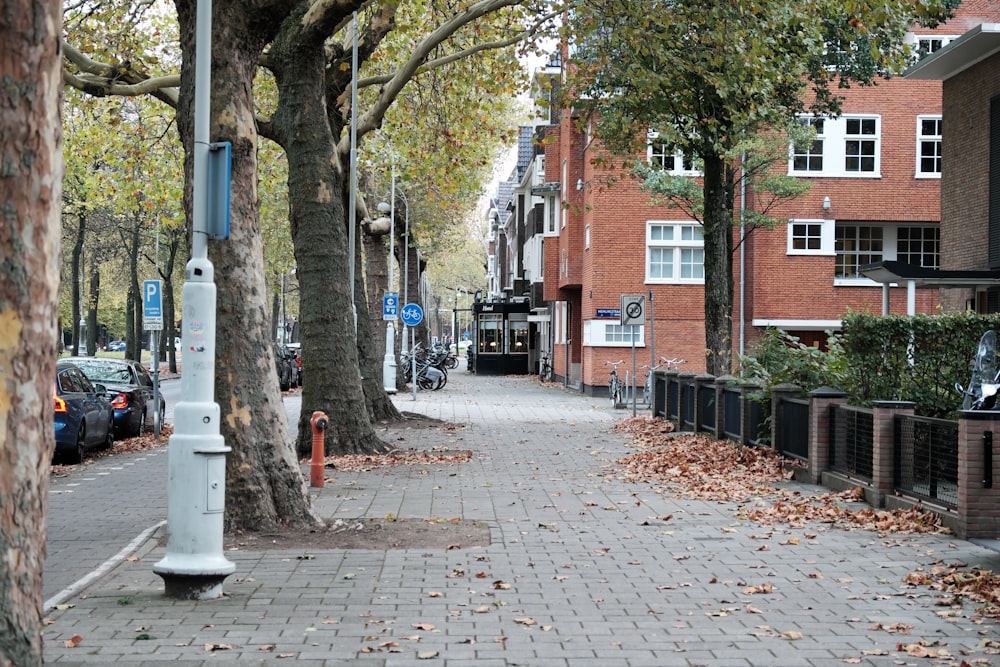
left=400, top=303, right=424, bottom=400
left=143, top=280, right=163, bottom=436
left=621, top=294, right=646, bottom=417
left=382, top=292, right=399, bottom=394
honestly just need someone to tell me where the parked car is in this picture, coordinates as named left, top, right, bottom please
left=54, top=361, right=114, bottom=464
left=286, top=342, right=303, bottom=386
left=106, top=340, right=126, bottom=352
left=275, top=345, right=296, bottom=391
left=64, top=356, right=165, bottom=438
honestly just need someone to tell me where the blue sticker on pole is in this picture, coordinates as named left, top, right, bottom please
left=400, top=302, right=423, bottom=327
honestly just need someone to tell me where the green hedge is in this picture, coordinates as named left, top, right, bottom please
left=739, top=313, right=1000, bottom=419
left=839, top=312, right=1000, bottom=418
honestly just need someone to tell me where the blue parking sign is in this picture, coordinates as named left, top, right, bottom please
left=143, top=279, right=163, bottom=331
left=400, top=303, right=423, bottom=327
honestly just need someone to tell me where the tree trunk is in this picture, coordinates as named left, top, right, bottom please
left=174, top=0, right=320, bottom=532
left=358, top=230, right=402, bottom=421
left=87, top=260, right=100, bottom=355
left=126, top=222, right=141, bottom=360
left=71, top=217, right=84, bottom=354
left=265, top=5, right=394, bottom=458
left=701, top=152, right=735, bottom=376
left=0, top=0, right=62, bottom=661
left=160, top=225, right=182, bottom=373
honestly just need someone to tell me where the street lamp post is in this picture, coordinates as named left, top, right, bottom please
left=377, top=199, right=397, bottom=394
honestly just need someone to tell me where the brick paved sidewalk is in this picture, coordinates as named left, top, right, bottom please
left=42, top=370, right=1000, bottom=666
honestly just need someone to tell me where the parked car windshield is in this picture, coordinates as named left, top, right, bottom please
left=71, top=359, right=134, bottom=384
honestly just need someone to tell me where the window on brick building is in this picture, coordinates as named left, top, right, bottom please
left=913, top=35, right=957, bottom=60
left=546, top=195, right=557, bottom=235
left=833, top=222, right=939, bottom=281
left=647, top=132, right=698, bottom=175
left=916, top=116, right=942, bottom=177
left=790, top=115, right=881, bottom=177
left=585, top=224, right=590, bottom=249
left=582, top=321, right=645, bottom=347
left=646, top=222, right=704, bottom=283
left=787, top=219, right=834, bottom=256
left=792, top=118, right=824, bottom=173
left=896, top=226, right=940, bottom=269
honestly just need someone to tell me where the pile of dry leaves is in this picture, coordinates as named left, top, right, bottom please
left=51, top=424, right=174, bottom=477
left=904, top=561, right=1000, bottom=621
left=613, top=418, right=791, bottom=502
left=321, top=448, right=472, bottom=472
left=612, top=416, right=947, bottom=534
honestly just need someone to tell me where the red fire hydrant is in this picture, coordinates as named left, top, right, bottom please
left=310, top=411, right=329, bottom=488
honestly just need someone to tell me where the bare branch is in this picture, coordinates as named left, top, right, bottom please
left=356, top=7, right=561, bottom=90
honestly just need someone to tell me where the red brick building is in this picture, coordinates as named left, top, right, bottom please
left=486, top=5, right=1000, bottom=395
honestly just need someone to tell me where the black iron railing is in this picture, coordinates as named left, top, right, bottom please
left=830, top=405, right=874, bottom=482
left=779, top=397, right=810, bottom=460
left=894, top=414, right=958, bottom=509
left=721, top=385, right=741, bottom=440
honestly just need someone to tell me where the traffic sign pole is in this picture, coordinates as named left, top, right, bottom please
left=400, top=303, right=424, bottom=401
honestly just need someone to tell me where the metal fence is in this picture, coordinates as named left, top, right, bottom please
left=894, top=414, right=959, bottom=509
left=698, top=383, right=716, bottom=431
left=721, top=385, right=741, bottom=440
left=747, top=397, right=767, bottom=447
left=779, top=397, right=810, bottom=460
left=680, top=376, right=696, bottom=431
left=830, top=405, right=874, bottom=482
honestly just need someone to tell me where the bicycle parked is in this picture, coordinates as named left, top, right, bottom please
left=605, top=359, right=626, bottom=406
left=539, top=353, right=552, bottom=382
left=640, top=356, right=685, bottom=405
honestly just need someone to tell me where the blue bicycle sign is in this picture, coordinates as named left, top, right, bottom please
left=400, top=303, right=424, bottom=327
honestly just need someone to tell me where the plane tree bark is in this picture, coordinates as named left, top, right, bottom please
left=0, top=0, right=63, bottom=661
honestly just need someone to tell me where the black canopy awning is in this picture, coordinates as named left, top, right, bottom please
left=859, top=261, right=1000, bottom=287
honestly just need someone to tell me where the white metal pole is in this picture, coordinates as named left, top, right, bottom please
left=154, top=0, right=234, bottom=600
left=383, top=164, right=397, bottom=394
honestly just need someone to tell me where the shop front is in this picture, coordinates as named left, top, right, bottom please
left=470, top=301, right=531, bottom=375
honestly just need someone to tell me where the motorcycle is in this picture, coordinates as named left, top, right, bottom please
left=956, top=329, right=1000, bottom=410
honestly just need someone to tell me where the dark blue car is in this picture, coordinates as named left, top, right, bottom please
left=54, top=361, right=114, bottom=464
left=64, top=357, right=164, bottom=438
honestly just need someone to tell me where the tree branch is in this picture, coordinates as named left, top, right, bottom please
left=356, top=7, right=560, bottom=90
left=62, top=39, right=179, bottom=106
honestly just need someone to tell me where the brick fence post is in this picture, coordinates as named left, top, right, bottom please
left=871, top=400, right=916, bottom=508
left=770, top=383, right=802, bottom=454
left=807, top=387, right=848, bottom=485
left=956, top=410, right=1000, bottom=539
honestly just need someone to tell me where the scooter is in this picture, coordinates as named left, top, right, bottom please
left=956, top=329, right=1000, bottom=410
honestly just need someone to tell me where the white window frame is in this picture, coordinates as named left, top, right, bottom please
left=545, top=195, right=557, bottom=236
left=786, top=219, right=835, bottom=256
left=833, top=222, right=940, bottom=285
left=645, top=221, right=705, bottom=284
left=915, top=115, right=942, bottom=178
left=790, top=114, right=882, bottom=178
left=561, top=159, right=568, bottom=229
left=583, top=320, right=645, bottom=347
left=791, top=118, right=825, bottom=173
left=585, top=223, right=591, bottom=249
left=647, top=131, right=699, bottom=175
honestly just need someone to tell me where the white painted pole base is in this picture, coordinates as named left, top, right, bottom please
left=383, top=322, right=397, bottom=393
